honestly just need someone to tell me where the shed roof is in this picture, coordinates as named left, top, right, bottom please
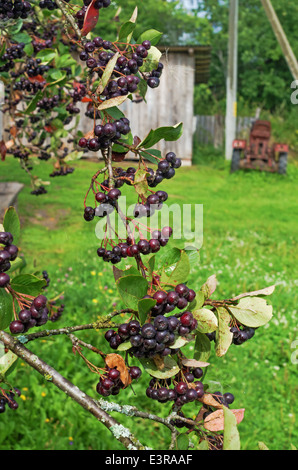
left=158, top=45, right=212, bottom=84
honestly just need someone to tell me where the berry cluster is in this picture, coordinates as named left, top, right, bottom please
left=36, top=94, right=59, bottom=112
left=84, top=187, right=122, bottom=222
left=79, top=118, right=131, bottom=152
left=133, top=190, right=167, bottom=219
left=14, top=76, right=46, bottom=93
left=96, top=227, right=173, bottom=266
left=146, top=284, right=196, bottom=317
left=49, top=166, right=74, bottom=177
left=0, top=0, right=31, bottom=21
left=146, top=371, right=205, bottom=407
left=231, top=326, right=255, bottom=345
left=0, top=388, right=20, bottom=414
left=39, top=0, right=58, bottom=9
left=9, top=294, right=49, bottom=334
left=206, top=325, right=256, bottom=345
left=96, top=364, right=141, bottom=398
left=30, top=185, right=47, bottom=196
left=48, top=301, right=65, bottom=322
left=0, top=43, right=25, bottom=73
left=42, top=270, right=50, bottom=288
left=105, top=311, right=197, bottom=359
left=0, top=231, right=18, bottom=288
left=147, top=62, right=164, bottom=89
left=98, top=153, right=181, bottom=191
left=76, top=0, right=111, bottom=30
left=25, top=58, right=50, bottom=78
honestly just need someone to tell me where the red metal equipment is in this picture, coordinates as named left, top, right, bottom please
left=231, top=120, right=288, bottom=174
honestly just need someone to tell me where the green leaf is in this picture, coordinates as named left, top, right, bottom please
left=228, top=297, right=273, bottom=327
left=117, top=341, right=132, bottom=352
left=13, top=32, right=32, bottom=44
left=64, top=150, right=84, bottom=162
left=136, top=29, right=163, bottom=46
left=48, top=69, right=65, bottom=81
left=197, top=439, right=210, bottom=450
left=157, top=247, right=182, bottom=276
left=140, top=148, right=161, bottom=164
left=0, top=350, right=18, bottom=376
left=258, top=442, right=270, bottom=450
left=10, top=274, right=46, bottom=296
left=112, top=265, right=140, bottom=283
left=223, top=406, right=241, bottom=450
left=138, top=297, right=156, bottom=325
left=192, top=308, right=218, bottom=333
left=139, top=45, right=162, bottom=73
left=177, top=433, right=189, bottom=450
left=55, top=53, right=77, bottom=68
left=189, top=290, right=205, bottom=311
left=98, top=52, right=119, bottom=94
left=170, top=334, right=192, bottom=349
left=35, top=48, right=56, bottom=65
left=3, top=206, right=20, bottom=245
left=116, top=275, right=148, bottom=310
left=200, top=274, right=217, bottom=299
left=194, top=331, right=211, bottom=362
left=97, top=94, right=128, bottom=111
left=139, top=355, right=180, bottom=379
left=134, top=168, right=149, bottom=199
left=118, top=21, right=136, bottom=42
left=215, top=307, right=233, bottom=357
left=24, top=90, right=43, bottom=115
left=160, top=249, right=190, bottom=286
left=6, top=256, right=25, bottom=274
left=138, top=122, right=183, bottom=149
left=0, top=289, right=13, bottom=330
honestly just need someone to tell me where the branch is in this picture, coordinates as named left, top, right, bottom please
left=55, top=0, right=84, bottom=42
left=0, top=330, right=145, bottom=450
left=97, top=398, right=179, bottom=450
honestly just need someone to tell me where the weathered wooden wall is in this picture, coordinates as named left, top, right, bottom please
left=194, top=114, right=254, bottom=148
left=76, top=49, right=196, bottom=166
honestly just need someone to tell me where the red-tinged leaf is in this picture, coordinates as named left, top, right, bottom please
left=28, top=75, right=46, bottom=84
left=81, top=96, right=93, bottom=103
left=0, top=140, right=7, bottom=161
left=204, top=408, right=245, bottom=432
left=112, top=152, right=127, bottom=162
left=81, top=0, right=101, bottom=36
left=44, top=126, right=53, bottom=133
left=105, top=353, right=132, bottom=388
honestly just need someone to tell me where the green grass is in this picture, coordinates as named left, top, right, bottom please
left=0, top=155, right=297, bottom=450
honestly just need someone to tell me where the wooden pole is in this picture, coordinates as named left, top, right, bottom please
left=225, top=0, right=239, bottom=160
left=260, top=0, right=298, bottom=81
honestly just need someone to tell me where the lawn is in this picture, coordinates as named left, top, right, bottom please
left=0, top=154, right=297, bottom=450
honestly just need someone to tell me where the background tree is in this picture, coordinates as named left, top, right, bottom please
left=193, top=0, right=298, bottom=114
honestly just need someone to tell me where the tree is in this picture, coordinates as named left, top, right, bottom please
left=194, top=0, right=298, bottom=114
left=0, top=0, right=275, bottom=451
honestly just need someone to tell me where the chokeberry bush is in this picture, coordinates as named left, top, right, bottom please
left=0, top=1, right=276, bottom=451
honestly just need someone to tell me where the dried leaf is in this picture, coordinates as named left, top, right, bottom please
left=28, top=75, right=46, bottom=84
left=232, top=285, right=275, bottom=301
left=0, top=140, right=7, bottom=161
left=81, top=0, right=101, bottom=36
left=84, top=129, right=95, bottom=140
left=105, top=353, right=132, bottom=388
left=204, top=408, right=245, bottom=432
left=198, top=393, right=223, bottom=409
left=181, top=358, right=210, bottom=368
left=112, top=151, right=127, bottom=162
left=10, top=126, right=18, bottom=138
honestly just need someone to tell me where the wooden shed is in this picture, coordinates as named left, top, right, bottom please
left=119, top=45, right=212, bottom=166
